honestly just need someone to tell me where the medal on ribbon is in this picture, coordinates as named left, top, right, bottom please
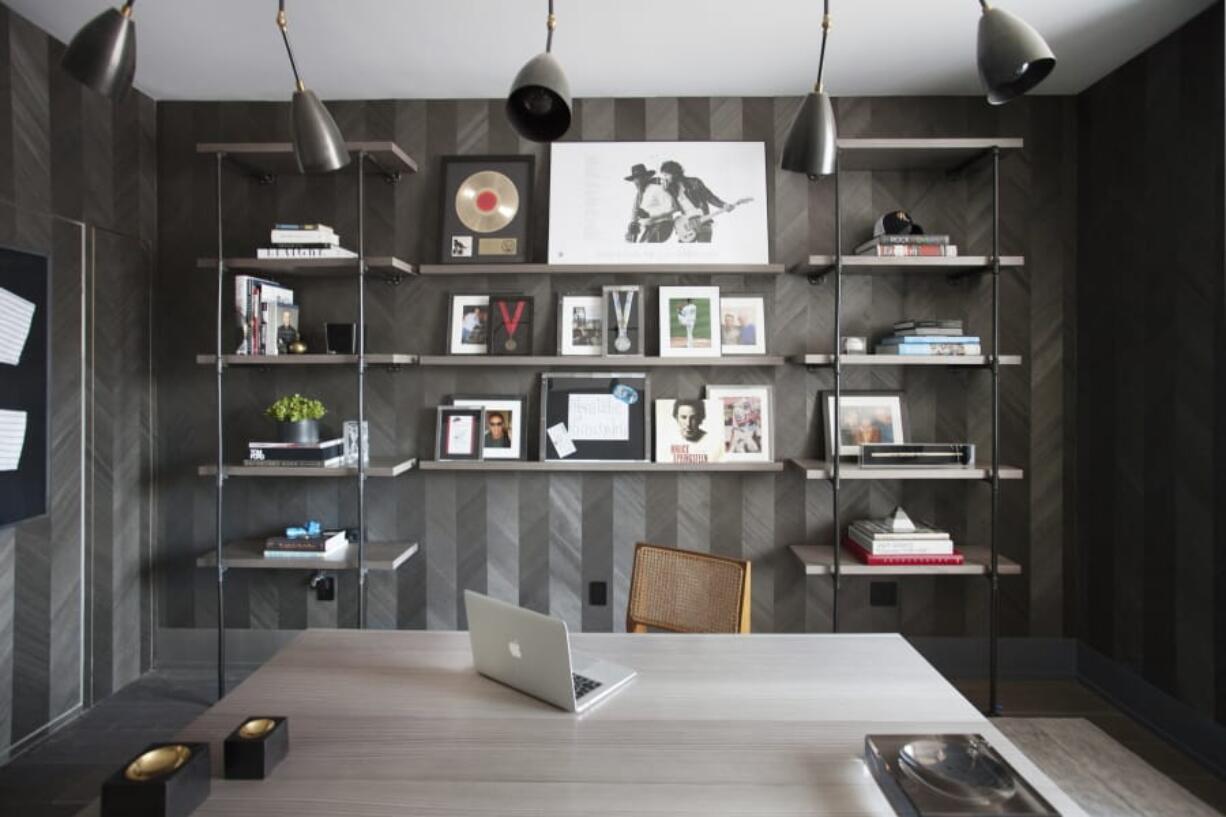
left=497, top=299, right=526, bottom=352
left=611, top=290, right=634, bottom=353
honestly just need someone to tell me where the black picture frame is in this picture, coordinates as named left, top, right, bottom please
left=439, top=155, right=535, bottom=264
left=489, top=294, right=534, bottom=356
left=0, top=246, right=49, bottom=528
left=539, top=373, right=650, bottom=462
left=436, top=407, right=485, bottom=461
left=601, top=285, right=644, bottom=357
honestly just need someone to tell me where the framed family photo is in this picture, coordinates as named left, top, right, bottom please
left=557, top=294, right=603, bottom=356
left=448, top=395, right=526, bottom=460
left=658, top=286, right=720, bottom=357
left=706, top=385, right=773, bottom=463
left=601, top=284, right=643, bottom=357
left=719, top=295, right=767, bottom=355
left=447, top=294, right=490, bottom=354
left=822, top=391, right=909, bottom=460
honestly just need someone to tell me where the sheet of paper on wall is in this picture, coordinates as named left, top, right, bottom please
left=0, top=409, right=27, bottom=471
left=0, top=287, right=36, bottom=366
left=546, top=423, right=577, bottom=458
left=566, top=394, right=630, bottom=441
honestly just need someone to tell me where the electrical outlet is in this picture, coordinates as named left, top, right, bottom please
left=870, top=581, right=897, bottom=607
left=589, top=581, right=607, bottom=606
left=309, top=572, right=336, bottom=602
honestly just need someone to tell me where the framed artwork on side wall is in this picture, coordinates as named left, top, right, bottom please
left=0, top=246, right=49, bottom=527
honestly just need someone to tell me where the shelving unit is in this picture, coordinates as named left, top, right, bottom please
left=197, top=541, right=418, bottom=571
left=801, top=137, right=1023, bottom=716
left=418, top=262, right=785, bottom=276
left=419, top=461, right=783, bottom=473
left=417, top=355, right=785, bottom=368
left=791, top=354, right=1021, bottom=368
left=201, top=140, right=417, bottom=700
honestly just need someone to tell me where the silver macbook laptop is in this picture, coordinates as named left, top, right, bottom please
left=464, top=590, right=636, bottom=713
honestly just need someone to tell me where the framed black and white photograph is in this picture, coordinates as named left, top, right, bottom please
left=548, top=142, right=769, bottom=265
left=654, top=399, right=724, bottom=464
left=658, top=286, right=721, bottom=358
left=706, top=385, right=773, bottom=463
left=0, top=247, right=48, bottom=527
left=601, top=284, right=643, bottom=357
left=557, top=294, right=603, bottom=356
left=540, top=372, right=649, bottom=462
left=436, top=406, right=485, bottom=461
left=447, top=294, right=490, bottom=354
left=439, top=155, right=534, bottom=264
left=719, top=295, right=767, bottom=355
left=489, top=294, right=533, bottom=356
left=822, top=391, right=909, bottom=460
left=447, top=395, right=526, bottom=460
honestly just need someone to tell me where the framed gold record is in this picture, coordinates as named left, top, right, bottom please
left=440, top=155, right=534, bottom=264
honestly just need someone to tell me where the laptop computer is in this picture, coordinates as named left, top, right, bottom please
left=464, top=590, right=636, bottom=713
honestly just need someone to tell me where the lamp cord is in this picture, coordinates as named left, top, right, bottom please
left=277, top=0, right=305, bottom=91
left=814, top=0, right=831, bottom=92
left=546, top=0, right=556, bottom=53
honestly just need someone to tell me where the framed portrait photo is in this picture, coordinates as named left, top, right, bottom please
left=540, top=372, right=650, bottom=462
left=557, top=294, right=604, bottom=356
left=447, top=294, right=491, bottom=354
left=706, top=385, right=773, bottom=463
left=718, top=295, right=767, bottom=355
left=436, top=407, right=485, bottom=461
left=489, top=294, right=533, bottom=356
left=658, top=286, right=721, bottom=357
left=439, top=154, right=534, bottom=264
left=654, top=399, right=724, bottom=464
left=448, top=395, right=526, bottom=460
left=821, top=391, right=909, bottom=460
left=601, top=284, right=644, bottom=357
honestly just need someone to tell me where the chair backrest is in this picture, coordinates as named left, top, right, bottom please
left=626, top=543, right=751, bottom=634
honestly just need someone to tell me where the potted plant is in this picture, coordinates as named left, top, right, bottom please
left=266, top=393, right=327, bottom=444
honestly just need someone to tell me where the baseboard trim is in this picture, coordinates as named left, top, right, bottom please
left=1, top=704, right=84, bottom=765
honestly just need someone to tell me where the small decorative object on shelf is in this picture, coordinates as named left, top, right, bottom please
left=224, top=716, right=289, bottom=780
left=287, top=340, right=307, bottom=354
left=860, top=443, right=975, bottom=468
left=718, top=295, right=767, bottom=355
left=265, top=393, right=327, bottom=444
left=343, top=420, right=369, bottom=465
left=841, top=336, right=867, bottom=354
left=557, top=294, right=603, bottom=356
left=447, top=294, right=490, bottom=354
left=447, top=395, right=526, bottom=460
left=490, top=294, right=533, bottom=355
left=324, top=322, right=358, bottom=354
left=540, top=372, right=649, bottom=462
left=655, top=398, right=724, bottom=464
left=706, top=384, right=773, bottom=463
left=601, top=284, right=643, bottom=357
left=101, top=742, right=211, bottom=817
left=821, top=390, right=908, bottom=460
left=439, top=155, right=534, bottom=264
left=659, top=286, right=721, bottom=358
left=437, top=406, right=484, bottom=460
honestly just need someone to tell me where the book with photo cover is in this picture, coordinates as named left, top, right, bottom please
left=654, top=399, right=725, bottom=464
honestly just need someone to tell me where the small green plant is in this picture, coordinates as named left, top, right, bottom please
left=265, top=393, right=327, bottom=423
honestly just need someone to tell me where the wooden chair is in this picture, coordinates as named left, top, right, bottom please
left=626, top=543, right=752, bottom=634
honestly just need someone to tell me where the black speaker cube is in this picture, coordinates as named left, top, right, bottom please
left=223, top=716, right=289, bottom=780
left=101, top=742, right=211, bottom=817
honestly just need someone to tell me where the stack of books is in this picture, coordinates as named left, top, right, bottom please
left=245, top=437, right=346, bottom=468
left=263, top=529, right=348, bottom=559
left=845, top=508, right=964, bottom=566
left=876, top=319, right=981, bottom=356
left=234, top=275, right=295, bottom=355
left=855, top=233, right=958, bottom=257
left=257, top=223, right=358, bottom=260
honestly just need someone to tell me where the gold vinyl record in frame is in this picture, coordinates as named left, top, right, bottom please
left=455, top=170, right=519, bottom=233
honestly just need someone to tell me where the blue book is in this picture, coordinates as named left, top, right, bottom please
left=879, top=335, right=981, bottom=345
left=876, top=343, right=983, bottom=355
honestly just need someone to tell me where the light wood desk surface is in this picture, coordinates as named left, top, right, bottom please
left=87, top=631, right=1088, bottom=816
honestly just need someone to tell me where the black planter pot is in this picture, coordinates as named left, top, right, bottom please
left=278, top=420, right=319, bottom=444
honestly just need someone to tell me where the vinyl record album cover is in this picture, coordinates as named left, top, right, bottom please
left=440, top=155, right=534, bottom=264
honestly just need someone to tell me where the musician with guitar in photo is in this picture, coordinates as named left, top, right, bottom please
left=658, top=160, right=750, bottom=243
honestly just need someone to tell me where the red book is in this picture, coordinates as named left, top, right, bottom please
left=843, top=538, right=965, bottom=566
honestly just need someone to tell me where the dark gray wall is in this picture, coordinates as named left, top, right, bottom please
left=156, top=94, right=1076, bottom=646
left=0, top=4, right=156, bottom=758
left=1076, top=3, right=1226, bottom=726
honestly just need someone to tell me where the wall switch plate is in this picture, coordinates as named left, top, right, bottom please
left=309, top=573, right=336, bottom=602
left=870, top=581, right=897, bottom=607
left=589, top=581, right=607, bottom=606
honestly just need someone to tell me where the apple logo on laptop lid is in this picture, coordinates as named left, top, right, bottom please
left=507, top=640, right=522, bottom=659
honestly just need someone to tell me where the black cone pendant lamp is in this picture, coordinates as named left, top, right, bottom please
left=61, top=1, right=136, bottom=98
left=277, top=1, right=349, bottom=173
left=507, top=0, right=572, bottom=142
left=782, top=1, right=837, bottom=178
left=976, top=1, right=1056, bottom=105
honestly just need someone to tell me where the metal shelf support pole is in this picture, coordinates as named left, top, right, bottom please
left=989, top=146, right=1001, bottom=716
left=831, top=152, right=842, bottom=633
left=357, top=151, right=368, bottom=630
left=213, top=152, right=226, bottom=701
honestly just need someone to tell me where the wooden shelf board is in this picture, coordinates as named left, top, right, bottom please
left=418, top=460, right=784, bottom=473
left=790, top=544, right=1022, bottom=576
left=417, top=355, right=786, bottom=368
left=417, top=263, right=785, bottom=276
left=835, top=138, right=1024, bottom=171
left=792, top=354, right=1022, bottom=367
left=197, top=353, right=416, bottom=367
left=788, top=459, right=1024, bottom=481
left=197, top=540, right=418, bottom=571
left=197, top=257, right=415, bottom=279
left=197, top=141, right=418, bottom=175
left=796, top=255, right=1025, bottom=275
left=199, top=458, right=416, bottom=478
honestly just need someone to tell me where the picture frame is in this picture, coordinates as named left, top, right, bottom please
left=547, top=141, right=770, bottom=265
left=447, top=294, right=490, bottom=354
left=718, top=294, right=767, bottom=356
left=557, top=294, right=604, bottom=356
left=821, top=390, right=909, bottom=460
left=601, top=284, right=644, bottom=357
left=447, top=395, right=526, bottom=460
left=489, top=294, right=533, bottom=356
left=436, top=407, right=485, bottom=461
left=706, top=384, right=773, bottom=463
left=658, top=286, right=721, bottom=357
left=539, top=372, right=650, bottom=462
left=439, top=154, right=534, bottom=264
left=654, top=398, right=725, bottom=464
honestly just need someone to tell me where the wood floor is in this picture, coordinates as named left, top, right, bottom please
left=0, top=672, right=1220, bottom=816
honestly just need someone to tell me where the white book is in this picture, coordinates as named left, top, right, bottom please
left=849, top=528, right=954, bottom=555
left=270, top=229, right=340, bottom=245
left=256, top=248, right=357, bottom=259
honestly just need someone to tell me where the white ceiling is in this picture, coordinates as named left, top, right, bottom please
left=7, top=0, right=1217, bottom=101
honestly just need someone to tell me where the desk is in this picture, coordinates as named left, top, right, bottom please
left=90, top=631, right=1088, bottom=816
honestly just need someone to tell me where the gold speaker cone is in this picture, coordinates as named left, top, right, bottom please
left=124, top=744, right=192, bottom=781
left=455, top=170, right=519, bottom=233
left=239, top=718, right=277, bottom=739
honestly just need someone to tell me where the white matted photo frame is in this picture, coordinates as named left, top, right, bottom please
left=547, top=141, right=770, bottom=265
left=447, top=294, right=490, bottom=354
left=436, top=406, right=485, bottom=460
left=601, top=284, right=644, bottom=357
left=706, top=385, right=773, bottom=463
left=658, top=286, right=721, bottom=357
left=447, top=395, right=526, bottom=460
left=718, top=294, right=768, bottom=355
left=821, top=390, right=909, bottom=460
left=654, top=399, right=724, bottom=464
left=557, top=294, right=604, bottom=356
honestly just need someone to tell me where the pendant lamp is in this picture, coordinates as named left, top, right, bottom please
left=277, top=1, right=349, bottom=173
left=781, top=1, right=837, bottom=178
left=61, top=1, right=136, bottom=98
left=976, top=1, right=1056, bottom=105
left=507, top=0, right=572, bottom=142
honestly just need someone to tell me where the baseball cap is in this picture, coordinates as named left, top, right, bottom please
left=873, top=210, right=925, bottom=237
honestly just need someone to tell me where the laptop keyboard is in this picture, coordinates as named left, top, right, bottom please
left=572, top=673, right=602, bottom=699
